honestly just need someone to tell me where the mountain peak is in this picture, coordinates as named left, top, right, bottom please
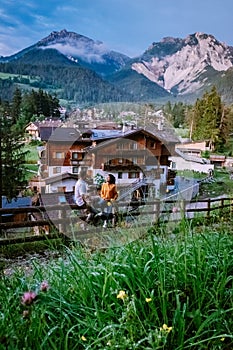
left=132, top=32, right=233, bottom=96
left=35, top=29, right=130, bottom=76
left=37, top=29, right=95, bottom=47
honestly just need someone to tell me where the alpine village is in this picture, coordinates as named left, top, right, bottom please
left=0, top=30, right=233, bottom=349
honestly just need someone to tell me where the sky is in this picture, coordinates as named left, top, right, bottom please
left=0, top=0, right=233, bottom=58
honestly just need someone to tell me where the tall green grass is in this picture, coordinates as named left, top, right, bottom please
left=0, top=222, right=232, bottom=349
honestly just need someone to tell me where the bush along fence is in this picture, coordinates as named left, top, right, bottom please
left=0, top=196, right=233, bottom=245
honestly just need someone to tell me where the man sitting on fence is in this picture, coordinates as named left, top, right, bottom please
left=74, top=169, right=97, bottom=222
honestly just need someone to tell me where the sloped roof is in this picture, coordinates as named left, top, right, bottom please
left=44, top=172, right=78, bottom=185
left=2, top=196, right=32, bottom=209
left=82, top=123, right=179, bottom=145
left=48, top=127, right=80, bottom=142
left=88, top=128, right=170, bottom=153
left=38, top=119, right=62, bottom=127
left=82, top=129, right=122, bottom=141
left=143, top=123, right=180, bottom=144
left=210, top=155, right=226, bottom=161
left=39, top=127, right=57, bottom=141
left=38, top=192, right=75, bottom=207
left=35, top=192, right=75, bottom=222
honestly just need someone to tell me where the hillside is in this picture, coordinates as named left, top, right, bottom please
left=0, top=48, right=131, bottom=104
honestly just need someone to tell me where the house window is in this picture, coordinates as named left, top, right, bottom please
left=57, top=186, right=66, bottom=193
left=129, top=142, right=138, bottom=150
left=116, top=143, right=125, bottom=150
left=128, top=172, right=140, bottom=179
left=171, top=162, right=176, bottom=169
left=72, top=152, right=78, bottom=159
left=73, top=166, right=79, bottom=173
left=53, top=152, right=65, bottom=159
left=118, top=172, right=123, bottom=179
left=137, top=157, right=145, bottom=165
left=72, top=152, right=83, bottom=160
left=53, top=167, right=61, bottom=174
left=150, top=141, right=157, bottom=149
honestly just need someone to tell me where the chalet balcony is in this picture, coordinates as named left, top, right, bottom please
left=104, top=164, right=141, bottom=171
left=70, top=159, right=81, bottom=166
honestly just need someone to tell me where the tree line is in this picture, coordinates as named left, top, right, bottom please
left=0, top=48, right=129, bottom=104
left=163, top=86, right=233, bottom=153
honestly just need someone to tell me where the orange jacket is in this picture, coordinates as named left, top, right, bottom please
left=100, top=183, right=118, bottom=201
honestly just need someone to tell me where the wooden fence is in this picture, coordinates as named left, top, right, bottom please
left=0, top=197, right=232, bottom=246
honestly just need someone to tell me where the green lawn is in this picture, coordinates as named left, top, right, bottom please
left=24, top=144, right=40, bottom=164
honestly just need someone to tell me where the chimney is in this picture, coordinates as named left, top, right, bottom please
left=158, top=119, right=163, bottom=130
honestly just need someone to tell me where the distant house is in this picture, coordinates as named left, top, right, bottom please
left=44, top=172, right=78, bottom=193
left=175, top=141, right=212, bottom=158
left=25, top=119, right=62, bottom=142
left=169, top=152, right=214, bottom=174
left=168, top=140, right=214, bottom=174
left=209, top=154, right=226, bottom=167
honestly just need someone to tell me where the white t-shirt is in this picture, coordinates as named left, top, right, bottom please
left=74, top=179, right=87, bottom=206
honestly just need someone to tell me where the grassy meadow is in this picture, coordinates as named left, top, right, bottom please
left=0, top=218, right=232, bottom=349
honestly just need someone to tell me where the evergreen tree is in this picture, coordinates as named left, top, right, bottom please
left=11, top=87, right=22, bottom=124
left=0, top=107, right=28, bottom=200
left=191, top=87, right=224, bottom=150
left=219, top=106, right=233, bottom=152
left=163, top=101, right=189, bottom=128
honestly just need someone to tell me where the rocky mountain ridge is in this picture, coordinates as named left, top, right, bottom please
left=1, top=30, right=233, bottom=103
left=132, top=32, right=233, bottom=95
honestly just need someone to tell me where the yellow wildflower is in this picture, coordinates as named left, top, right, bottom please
left=220, top=337, right=225, bottom=342
left=117, top=290, right=127, bottom=300
left=145, top=298, right=152, bottom=303
left=160, top=324, right=172, bottom=333
left=81, top=336, right=87, bottom=341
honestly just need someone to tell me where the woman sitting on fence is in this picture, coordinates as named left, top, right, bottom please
left=96, top=174, right=118, bottom=228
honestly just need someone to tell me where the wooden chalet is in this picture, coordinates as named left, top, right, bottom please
left=39, top=127, right=92, bottom=180
left=38, top=121, right=179, bottom=196
left=44, top=172, right=79, bottom=193
left=85, top=128, right=176, bottom=186
left=25, top=119, right=62, bottom=142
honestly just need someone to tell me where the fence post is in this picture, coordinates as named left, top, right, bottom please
left=220, top=198, right=224, bottom=217
left=180, top=199, right=186, bottom=220
left=153, top=199, right=160, bottom=223
left=59, top=204, right=67, bottom=233
left=207, top=198, right=211, bottom=219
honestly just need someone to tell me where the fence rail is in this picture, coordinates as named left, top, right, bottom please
left=0, top=196, right=232, bottom=246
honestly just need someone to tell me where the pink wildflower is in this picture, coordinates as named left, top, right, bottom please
left=21, top=291, right=37, bottom=305
left=172, top=207, right=178, bottom=213
left=40, top=280, right=49, bottom=292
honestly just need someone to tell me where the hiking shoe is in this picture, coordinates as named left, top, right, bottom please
left=86, top=213, right=92, bottom=223
left=95, top=212, right=103, bottom=217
